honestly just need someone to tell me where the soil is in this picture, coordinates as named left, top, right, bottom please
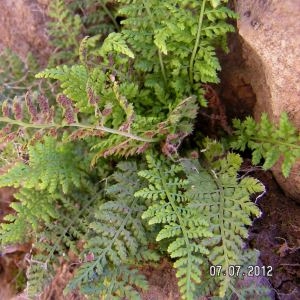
left=249, top=170, right=300, bottom=299
left=140, top=260, right=180, bottom=300
left=0, top=0, right=51, bottom=65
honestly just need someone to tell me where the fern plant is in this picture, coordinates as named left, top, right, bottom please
left=135, top=143, right=265, bottom=299
left=231, top=113, right=300, bottom=177
left=135, top=155, right=212, bottom=299
left=0, top=49, right=40, bottom=102
left=66, top=161, right=159, bottom=299
left=0, top=0, right=281, bottom=299
left=47, top=0, right=118, bottom=66
left=115, top=0, right=237, bottom=110
left=183, top=139, right=264, bottom=297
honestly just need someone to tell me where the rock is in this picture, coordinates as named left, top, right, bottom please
left=236, top=0, right=300, bottom=126
left=221, top=0, right=300, bottom=202
left=0, top=0, right=50, bottom=64
left=37, top=0, right=51, bottom=5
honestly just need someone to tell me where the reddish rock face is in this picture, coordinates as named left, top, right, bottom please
left=238, top=0, right=300, bottom=202
left=0, top=0, right=51, bottom=64
left=222, top=0, right=300, bottom=202
left=236, top=0, right=300, bottom=127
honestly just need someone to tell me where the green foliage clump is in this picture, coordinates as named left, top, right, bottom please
left=0, top=49, right=39, bottom=101
left=67, top=161, right=156, bottom=298
left=231, top=113, right=300, bottom=177
left=116, top=0, right=237, bottom=109
left=0, top=137, right=87, bottom=193
left=25, top=187, right=102, bottom=297
left=47, top=0, right=118, bottom=65
left=136, top=155, right=212, bottom=299
left=0, top=0, right=295, bottom=299
left=135, top=143, right=265, bottom=299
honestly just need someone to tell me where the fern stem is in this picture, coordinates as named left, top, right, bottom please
left=0, top=117, right=158, bottom=143
left=77, top=199, right=136, bottom=285
left=189, top=0, right=207, bottom=84
left=249, top=137, right=300, bottom=149
left=143, top=1, right=167, bottom=83
left=71, top=123, right=157, bottom=142
left=99, top=1, right=120, bottom=32
left=158, top=52, right=167, bottom=84
left=160, top=171, right=192, bottom=297
left=45, top=192, right=98, bottom=265
left=203, top=160, right=230, bottom=290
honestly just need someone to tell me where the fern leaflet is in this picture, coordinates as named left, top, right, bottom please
left=135, top=155, right=212, bottom=300
left=67, top=161, right=155, bottom=298
left=231, top=113, right=300, bottom=177
left=0, top=137, right=87, bottom=193
left=182, top=139, right=264, bottom=297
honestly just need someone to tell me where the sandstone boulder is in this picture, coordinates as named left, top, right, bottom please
left=222, top=0, right=300, bottom=201
left=0, top=0, right=50, bottom=64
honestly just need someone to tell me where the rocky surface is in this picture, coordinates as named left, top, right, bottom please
left=235, top=0, right=300, bottom=126
left=0, top=0, right=50, bottom=64
left=222, top=0, right=300, bottom=202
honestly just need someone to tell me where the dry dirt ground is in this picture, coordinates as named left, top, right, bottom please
left=0, top=1, right=299, bottom=299
left=249, top=171, right=300, bottom=299
left=0, top=0, right=50, bottom=65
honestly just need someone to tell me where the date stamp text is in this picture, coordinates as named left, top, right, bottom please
left=209, top=265, right=273, bottom=278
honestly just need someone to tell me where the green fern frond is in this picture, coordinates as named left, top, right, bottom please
left=47, top=0, right=83, bottom=64
left=0, top=188, right=59, bottom=244
left=36, top=65, right=90, bottom=113
left=135, top=155, right=212, bottom=300
left=205, top=6, right=237, bottom=20
left=202, top=21, right=235, bottom=38
left=98, top=32, right=135, bottom=58
left=68, top=161, right=151, bottom=297
left=24, top=187, right=101, bottom=297
left=0, top=49, right=40, bottom=101
left=193, top=42, right=221, bottom=83
left=231, top=113, right=300, bottom=177
left=0, top=137, right=87, bottom=193
left=182, top=139, right=264, bottom=297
